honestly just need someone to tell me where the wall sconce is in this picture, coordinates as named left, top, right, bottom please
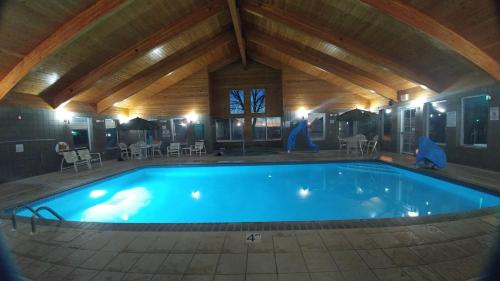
left=55, top=109, right=73, bottom=124
left=296, top=107, right=309, bottom=120
left=186, top=111, right=199, bottom=124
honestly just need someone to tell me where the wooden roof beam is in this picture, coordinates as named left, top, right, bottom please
left=361, top=0, right=500, bottom=81
left=46, top=0, right=227, bottom=109
left=96, top=31, right=234, bottom=113
left=227, top=0, right=247, bottom=66
left=0, top=0, right=126, bottom=102
left=246, top=29, right=397, bottom=100
left=242, top=0, right=443, bottom=92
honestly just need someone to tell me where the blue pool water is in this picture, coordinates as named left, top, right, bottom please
left=18, top=162, right=500, bottom=223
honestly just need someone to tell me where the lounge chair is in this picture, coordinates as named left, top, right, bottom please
left=119, top=143, right=130, bottom=160
left=61, top=151, right=90, bottom=172
left=191, top=141, right=206, bottom=156
left=77, top=149, right=102, bottom=167
left=167, top=142, right=180, bottom=157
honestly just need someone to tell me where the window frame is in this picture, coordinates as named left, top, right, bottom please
left=308, top=112, right=326, bottom=141
left=460, top=95, right=489, bottom=148
left=251, top=116, right=282, bottom=141
left=171, top=117, right=189, bottom=143
left=425, top=100, right=447, bottom=145
left=104, top=119, right=119, bottom=149
left=215, top=118, right=245, bottom=142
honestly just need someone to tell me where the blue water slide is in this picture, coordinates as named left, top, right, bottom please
left=416, top=136, right=447, bottom=169
left=287, top=120, right=319, bottom=152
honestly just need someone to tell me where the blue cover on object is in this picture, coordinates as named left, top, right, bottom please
left=287, top=120, right=319, bottom=152
left=416, top=136, right=447, bottom=169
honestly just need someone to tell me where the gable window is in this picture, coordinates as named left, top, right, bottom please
left=308, top=113, right=325, bottom=140
left=250, top=88, right=265, bottom=113
left=462, top=95, right=489, bottom=147
left=229, top=89, right=244, bottom=114
left=105, top=119, right=119, bottom=149
left=427, top=101, right=447, bottom=143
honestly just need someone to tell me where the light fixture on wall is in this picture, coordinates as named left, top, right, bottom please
left=296, top=107, right=309, bottom=120
left=118, top=114, right=130, bottom=124
left=55, top=102, right=74, bottom=124
left=186, top=111, right=199, bottom=123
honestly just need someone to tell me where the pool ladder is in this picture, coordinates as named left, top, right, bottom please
left=11, top=205, right=64, bottom=234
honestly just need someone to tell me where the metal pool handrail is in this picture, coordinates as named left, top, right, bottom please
left=11, top=205, right=64, bottom=233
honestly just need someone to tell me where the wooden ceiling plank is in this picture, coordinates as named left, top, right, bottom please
left=96, top=31, right=234, bottom=113
left=247, top=29, right=397, bottom=100
left=242, top=0, right=443, bottom=92
left=0, top=0, right=126, bottom=102
left=208, top=53, right=241, bottom=72
left=47, top=0, right=227, bottom=109
left=247, top=52, right=282, bottom=70
left=227, top=0, right=247, bottom=66
left=247, top=48, right=371, bottom=103
left=361, top=0, right=500, bottom=81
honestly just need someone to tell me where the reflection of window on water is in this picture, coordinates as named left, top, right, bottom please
left=105, top=119, right=118, bottom=148
left=427, top=101, right=446, bottom=143
left=308, top=113, right=325, bottom=140
left=229, top=89, right=244, bottom=114
left=250, top=89, right=265, bottom=113
left=462, top=95, right=489, bottom=147
left=252, top=117, right=281, bottom=140
left=172, top=118, right=188, bottom=143
left=70, top=116, right=91, bottom=148
left=216, top=118, right=244, bottom=141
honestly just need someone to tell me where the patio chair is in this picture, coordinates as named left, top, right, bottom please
left=167, top=142, right=180, bottom=157
left=338, top=137, right=347, bottom=151
left=77, top=149, right=102, bottom=167
left=151, top=141, right=163, bottom=158
left=129, top=143, right=141, bottom=159
left=191, top=141, right=206, bottom=156
left=61, top=151, right=90, bottom=172
left=366, top=135, right=379, bottom=154
left=118, top=143, right=129, bottom=160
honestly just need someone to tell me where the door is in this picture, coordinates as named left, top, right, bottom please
left=400, top=108, right=416, bottom=154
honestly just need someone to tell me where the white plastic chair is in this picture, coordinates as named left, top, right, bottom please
left=129, top=143, right=141, bottom=159
left=366, top=135, right=379, bottom=154
left=191, top=141, right=206, bottom=156
left=77, top=149, right=102, bottom=167
left=119, top=143, right=130, bottom=160
left=167, top=142, right=180, bottom=157
left=61, top=151, right=90, bottom=172
left=151, top=141, right=163, bottom=158
left=338, top=137, right=347, bottom=151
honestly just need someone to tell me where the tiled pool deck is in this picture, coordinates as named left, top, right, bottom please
left=0, top=150, right=499, bottom=281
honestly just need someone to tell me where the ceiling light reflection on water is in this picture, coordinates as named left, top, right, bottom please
left=17, top=163, right=500, bottom=223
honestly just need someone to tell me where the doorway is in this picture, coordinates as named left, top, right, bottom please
left=400, top=108, right=416, bottom=154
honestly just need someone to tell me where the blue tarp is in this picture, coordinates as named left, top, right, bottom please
left=416, top=136, right=447, bottom=169
left=287, top=120, right=319, bottom=152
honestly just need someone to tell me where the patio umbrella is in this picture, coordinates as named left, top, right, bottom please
left=337, top=109, right=378, bottom=122
left=122, top=117, right=158, bottom=130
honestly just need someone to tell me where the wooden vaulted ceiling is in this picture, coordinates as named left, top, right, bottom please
left=0, top=0, right=498, bottom=113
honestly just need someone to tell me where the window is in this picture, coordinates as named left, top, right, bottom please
left=250, top=88, right=265, bottom=113
left=70, top=116, right=91, bottom=148
left=216, top=118, right=244, bottom=141
left=383, top=109, right=392, bottom=141
left=251, top=117, right=282, bottom=140
left=229, top=89, right=244, bottom=114
left=172, top=118, right=188, bottom=143
left=462, top=95, right=489, bottom=147
left=427, top=101, right=447, bottom=143
left=308, top=113, right=325, bottom=140
left=338, top=121, right=353, bottom=138
left=105, top=119, right=118, bottom=148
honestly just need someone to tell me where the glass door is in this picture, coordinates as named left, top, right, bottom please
left=400, top=108, right=416, bottom=154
